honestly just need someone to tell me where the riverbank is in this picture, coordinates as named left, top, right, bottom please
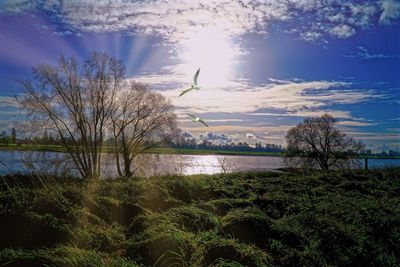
left=0, top=144, right=283, bottom=157
left=1, top=168, right=399, bottom=266
left=1, top=144, right=399, bottom=159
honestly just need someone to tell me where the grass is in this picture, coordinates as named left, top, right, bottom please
left=0, top=168, right=399, bottom=266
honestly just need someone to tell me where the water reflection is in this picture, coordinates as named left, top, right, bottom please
left=0, top=150, right=399, bottom=177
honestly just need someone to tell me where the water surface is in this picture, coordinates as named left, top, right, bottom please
left=0, top=150, right=399, bottom=177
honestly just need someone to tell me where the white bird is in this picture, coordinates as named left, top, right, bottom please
left=179, top=68, right=200, bottom=97
left=187, top=114, right=209, bottom=128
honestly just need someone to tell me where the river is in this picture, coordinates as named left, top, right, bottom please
left=0, top=150, right=399, bottom=177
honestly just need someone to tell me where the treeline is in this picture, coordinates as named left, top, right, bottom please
left=0, top=128, right=16, bottom=144
left=365, top=150, right=400, bottom=158
left=2, top=129, right=399, bottom=158
left=0, top=129, right=62, bottom=146
left=173, top=137, right=284, bottom=153
left=9, top=131, right=284, bottom=153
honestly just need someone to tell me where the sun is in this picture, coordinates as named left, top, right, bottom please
left=180, top=27, right=237, bottom=88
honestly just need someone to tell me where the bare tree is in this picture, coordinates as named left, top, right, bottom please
left=18, top=52, right=124, bottom=179
left=111, top=82, right=177, bottom=178
left=284, top=114, right=364, bottom=172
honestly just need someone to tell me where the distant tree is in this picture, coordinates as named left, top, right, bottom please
left=284, top=114, right=364, bottom=172
left=18, top=52, right=124, bottom=179
left=388, top=150, right=399, bottom=157
left=0, top=136, right=10, bottom=145
left=380, top=151, right=388, bottom=157
left=110, top=82, right=177, bottom=178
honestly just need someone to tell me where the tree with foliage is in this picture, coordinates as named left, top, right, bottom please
left=284, top=114, right=364, bottom=172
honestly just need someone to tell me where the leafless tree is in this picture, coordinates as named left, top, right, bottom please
left=18, top=52, right=124, bottom=179
left=111, top=82, right=177, bottom=178
left=284, top=114, right=364, bottom=172
left=216, top=155, right=235, bottom=174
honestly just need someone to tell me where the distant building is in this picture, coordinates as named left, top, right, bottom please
left=11, top=128, right=17, bottom=143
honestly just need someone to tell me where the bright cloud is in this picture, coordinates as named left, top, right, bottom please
left=379, top=0, right=400, bottom=24
left=0, top=0, right=398, bottom=42
left=336, top=120, right=378, bottom=127
left=329, top=25, right=356, bottom=39
left=0, top=96, right=18, bottom=108
left=131, top=74, right=379, bottom=116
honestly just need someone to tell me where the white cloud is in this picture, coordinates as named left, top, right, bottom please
left=343, top=46, right=400, bottom=59
left=379, top=0, right=400, bottom=24
left=0, top=110, right=20, bottom=116
left=182, top=130, right=284, bottom=146
left=0, top=0, right=397, bottom=42
left=0, top=97, right=22, bottom=129
left=53, top=30, right=73, bottom=36
left=336, top=120, right=377, bottom=127
left=202, top=119, right=245, bottom=123
left=207, top=124, right=290, bottom=134
left=156, top=78, right=376, bottom=115
left=128, top=69, right=387, bottom=146
left=386, top=127, right=400, bottom=132
left=329, top=25, right=356, bottom=39
left=347, top=131, right=400, bottom=141
left=245, top=110, right=354, bottom=120
left=348, top=3, right=377, bottom=28
left=130, top=72, right=382, bottom=131
left=184, top=124, right=292, bottom=145
left=345, top=131, right=400, bottom=150
left=300, top=31, right=322, bottom=42
left=0, top=0, right=33, bottom=13
left=0, top=96, right=18, bottom=108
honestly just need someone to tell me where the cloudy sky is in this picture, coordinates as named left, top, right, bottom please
left=0, top=0, right=399, bottom=150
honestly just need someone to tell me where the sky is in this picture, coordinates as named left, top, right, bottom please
left=0, top=0, right=399, bottom=151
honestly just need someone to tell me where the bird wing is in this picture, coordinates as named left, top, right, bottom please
left=179, top=87, right=195, bottom=97
left=193, top=68, right=200, bottom=86
left=187, top=114, right=197, bottom=120
left=199, top=119, right=209, bottom=128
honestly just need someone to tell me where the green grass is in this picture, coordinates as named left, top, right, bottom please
left=0, top=168, right=399, bottom=266
left=0, top=143, right=69, bottom=152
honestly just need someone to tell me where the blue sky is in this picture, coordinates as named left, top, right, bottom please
left=0, top=0, right=399, bottom=151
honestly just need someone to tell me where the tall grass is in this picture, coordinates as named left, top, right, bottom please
left=0, top=168, right=399, bottom=266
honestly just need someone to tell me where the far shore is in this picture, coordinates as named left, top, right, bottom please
left=1, top=143, right=400, bottom=159
left=0, top=143, right=283, bottom=157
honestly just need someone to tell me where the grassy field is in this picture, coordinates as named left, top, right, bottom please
left=0, top=168, right=399, bottom=266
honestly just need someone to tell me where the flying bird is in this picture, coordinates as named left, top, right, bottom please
left=187, top=114, right=209, bottom=128
left=179, top=68, right=200, bottom=97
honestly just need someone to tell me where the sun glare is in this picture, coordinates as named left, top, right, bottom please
left=180, top=27, right=237, bottom=88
